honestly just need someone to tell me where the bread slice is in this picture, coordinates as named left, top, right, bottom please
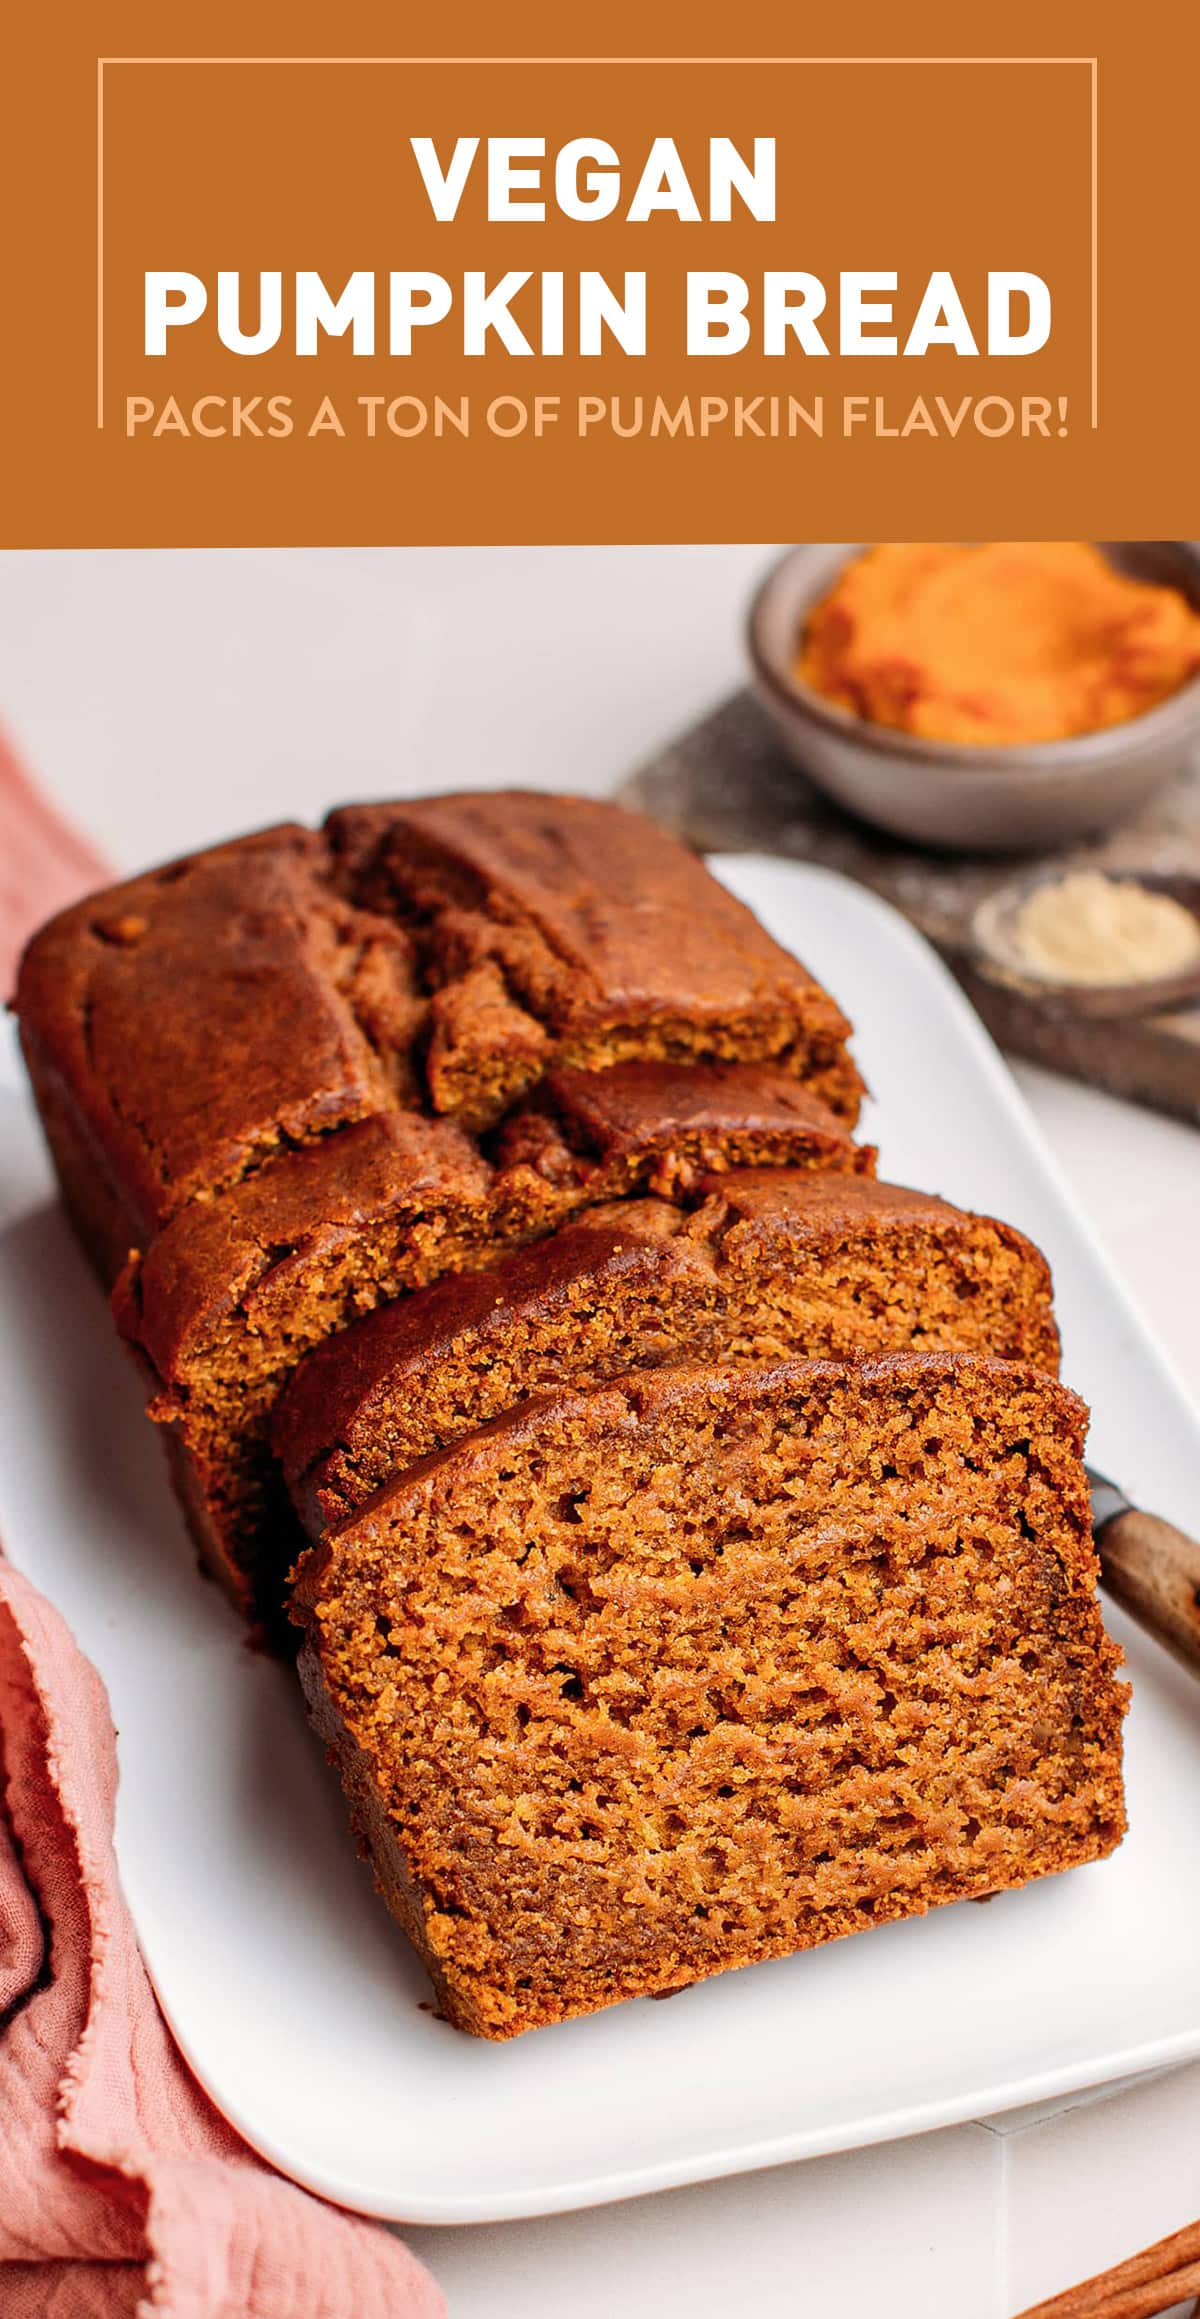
left=274, top=1172, right=1059, bottom=1536
left=292, top=1353, right=1127, bottom=2039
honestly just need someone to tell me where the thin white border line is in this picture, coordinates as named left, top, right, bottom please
left=95, top=55, right=1099, bottom=433
left=98, top=55, right=1099, bottom=66
left=96, top=61, right=104, bottom=429
left=1091, top=56, right=1099, bottom=427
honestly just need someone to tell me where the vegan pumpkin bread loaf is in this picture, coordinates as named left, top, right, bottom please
left=291, top=1351, right=1128, bottom=2039
left=275, top=1171, right=1060, bottom=1537
left=14, top=792, right=866, bottom=1624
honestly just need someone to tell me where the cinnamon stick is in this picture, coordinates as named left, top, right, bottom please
left=1015, top=2220, right=1200, bottom=2318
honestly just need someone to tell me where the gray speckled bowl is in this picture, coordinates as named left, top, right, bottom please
left=747, top=541, right=1200, bottom=854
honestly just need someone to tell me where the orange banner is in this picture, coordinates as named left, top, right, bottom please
left=3, top=0, right=1197, bottom=544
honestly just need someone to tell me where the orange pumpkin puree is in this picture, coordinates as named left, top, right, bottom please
left=797, top=543, right=1200, bottom=746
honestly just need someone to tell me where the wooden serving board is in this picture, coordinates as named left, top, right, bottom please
left=620, top=688, right=1200, bottom=1128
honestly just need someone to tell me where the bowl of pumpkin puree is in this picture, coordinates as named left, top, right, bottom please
left=748, top=541, right=1200, bottom=851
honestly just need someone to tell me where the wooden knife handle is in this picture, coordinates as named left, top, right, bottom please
left=1097, top=1507, right=1200, bottom=1677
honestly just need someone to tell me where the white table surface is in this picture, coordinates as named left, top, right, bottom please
left=2, top=544, right=1198, bottom=2318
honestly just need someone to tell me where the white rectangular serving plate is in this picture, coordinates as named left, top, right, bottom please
left=3, top=855, right=1200, bottom=2227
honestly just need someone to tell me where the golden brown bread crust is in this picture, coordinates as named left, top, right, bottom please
left=274, top=1172, right=1060, bottom=1537
left=292, top=1352, right=1127, bottom=2039
left=325, top=791, right=861, bottom=1124
left=14, top=794, right=867, bottom=1622
left=16, top=827, right=395, bottom=1243
left=16, top=796, right=861, bottom=1253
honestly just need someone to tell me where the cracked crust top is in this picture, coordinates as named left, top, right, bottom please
left=15, top=794, right=862, bottom=1247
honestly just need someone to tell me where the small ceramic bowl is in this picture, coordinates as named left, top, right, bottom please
left=747, top=541, right=1200, bottom=854
left=970, top=867, right=1200, bottom=1019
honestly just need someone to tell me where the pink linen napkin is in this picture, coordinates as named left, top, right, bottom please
left=0, top=1558, right=443, bottom=2319
left=0, top=736, right=443, bottom=2317
left=0, top=727, right=109, bottom=996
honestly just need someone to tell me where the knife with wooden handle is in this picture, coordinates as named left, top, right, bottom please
left=1088, top=1466, right=1200, bottom=1677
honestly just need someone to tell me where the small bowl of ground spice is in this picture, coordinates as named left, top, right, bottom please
left=971, top=867, right=1200, bottom=1017
left=748, top=541, right=1200, bottom=852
